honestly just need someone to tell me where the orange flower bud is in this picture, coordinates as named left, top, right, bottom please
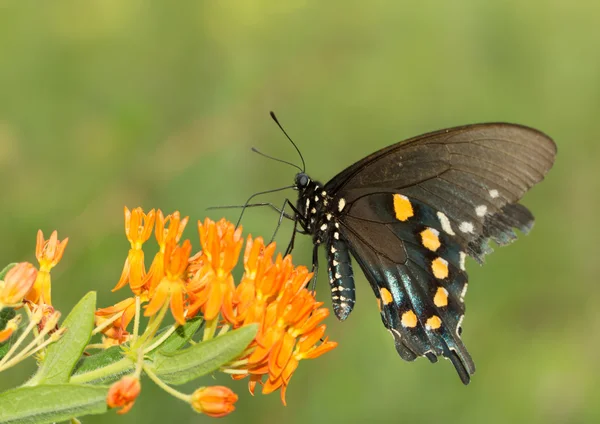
left=107, top=376, right=141, bottom=415
left=191, top=386, right=238, bottom=418
left=0, top=262, right=37, bottom=307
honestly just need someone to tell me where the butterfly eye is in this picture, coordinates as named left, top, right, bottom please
left=295, top=173, right=310, bottom=188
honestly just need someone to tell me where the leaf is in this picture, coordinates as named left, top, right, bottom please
left=153, top=317, right=204, bottom=354
left=28, top=292, right=97, bottom=385
left=148, top=324, right=257, bottom=385
left=70, top=347, right=134, bottom=385
left=0, top=384, right=108, bottom=424
left=0, top=263, right=17, bottom=281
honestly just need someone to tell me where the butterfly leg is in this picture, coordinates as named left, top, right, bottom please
left=270, top=198, right=299, bottom=243
left=308, top=243, right=320, bottom=292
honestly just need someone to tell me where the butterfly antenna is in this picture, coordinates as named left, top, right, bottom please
left=251, top=147, right=303, bottom=172
left=270, top=111, right=306, bottom=172
left=234, top=184, right=295, bottom=228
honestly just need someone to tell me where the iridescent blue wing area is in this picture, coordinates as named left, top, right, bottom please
left=324, top=123, right=556, bottom=383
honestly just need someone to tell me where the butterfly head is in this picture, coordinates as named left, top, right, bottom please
left=294, top=172, right=311, bottom=190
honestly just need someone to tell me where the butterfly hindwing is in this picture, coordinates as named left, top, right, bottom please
left=337, top=191, right=474, bottom=382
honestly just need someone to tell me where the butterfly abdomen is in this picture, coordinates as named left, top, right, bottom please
left=326, top=232, right=355, bottom=320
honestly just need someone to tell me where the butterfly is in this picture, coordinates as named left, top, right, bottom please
left=243, top=114, right=556, bottom=384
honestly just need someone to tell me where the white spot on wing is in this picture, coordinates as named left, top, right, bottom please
left=330, top=246, right=336, bottom=253
left=475, top=205, right=487, bottom=217
left=334, top=232, right=339, bottom=240
left=311, top=208, right=317, bottom=214
left=459, top=251, right=466, bottom=271
left=338, top=198, right=346, bottom=212
left=320, top=223, right=327, bottom=231
left=459, top=221, right=474, bottom=233
left=489, top=189, right=499, bottom=198
left=437, top=212, right=455, bottom=235
left=332, top=259, right=338, bottom=266
left=460, top=283, right=468, bottom=302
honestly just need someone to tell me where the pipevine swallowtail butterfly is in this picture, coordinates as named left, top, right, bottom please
left=242, top=113, right=556, bottom=384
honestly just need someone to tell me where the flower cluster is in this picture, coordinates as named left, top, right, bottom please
left=0, top=231, right=68, bottom=370
left=98, top=208, right=336, bottom=416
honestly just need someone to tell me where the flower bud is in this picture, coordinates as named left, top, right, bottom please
left=191, top=386, right=238, bottom=418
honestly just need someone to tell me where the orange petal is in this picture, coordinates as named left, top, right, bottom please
left=144, top=282, right=170, bottom=318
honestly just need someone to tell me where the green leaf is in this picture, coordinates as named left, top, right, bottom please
left=70, top=347, right=134, bottom=385
left=29, top=292, right=97, bottom=385
left=153, top=317, right=204, bottom=354
left=70, top=346, right=130, bottom=383
left=148, top=324, right=257, bottom=385
left=0, top=384, right=108, bottom=424
left=0, top=308, right=16, bottom=331
left=0, top=263, right=17, bottom=281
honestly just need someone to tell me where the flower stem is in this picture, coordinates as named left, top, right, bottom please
left=131, top=295, right=141, bottom=344
left=143, top=364, right=190, bottom=403
left=144, top=324, right=177, bottom=354
left=92, top=311, right=124, bottom=335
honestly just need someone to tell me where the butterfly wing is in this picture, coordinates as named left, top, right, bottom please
left=325, top=123, right=556, bottom=263
left=326, top=123, right=556, bottom=383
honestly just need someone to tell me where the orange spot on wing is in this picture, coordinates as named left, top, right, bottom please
left=426, top=315, right=442, bottom=330
left=401, top=310, right=418, bottom=328
left=431, top=257, right=449, bottom=279
left=433, top=287, right=449, bottom=307
left=379, top=287, right=393, bottom=305
left=420, top=228, right=441, bottom=251
left=393, top=194, right=414, bottom=221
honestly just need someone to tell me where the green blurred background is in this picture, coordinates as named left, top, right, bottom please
left=1, top=1, right=598, bottom=423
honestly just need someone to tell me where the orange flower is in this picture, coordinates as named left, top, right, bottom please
left=190, top=386, right=238, bottom=418
left=144, top=240, right=192, bottom=325
left=25, top=230, right=68, bottom=305
left=187, top=218, right=243, bottom=322
left=95, top=297, right=137, bottom=345
left=107, top=376, right=141, bottom=415
left=145, top=210, right=189, bottom=293
left=0, top=262, right=37, bottom=308
left=221, top=235, right=337, bottom=404
left=94, top=213, right=337, bottom=407
left=262, top=324, right=337, bottom=404
left=113, top=207, right=155, bottom=294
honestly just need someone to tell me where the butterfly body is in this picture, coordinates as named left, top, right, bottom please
left=289, top=122, right=556, bottom=384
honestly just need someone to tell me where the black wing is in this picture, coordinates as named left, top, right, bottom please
left=327, top=123, right=556, bottom=383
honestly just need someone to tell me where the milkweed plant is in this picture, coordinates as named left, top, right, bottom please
left=0, top=208, right=337, bottom=422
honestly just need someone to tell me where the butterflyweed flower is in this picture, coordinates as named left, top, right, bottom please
left=112, top=207, right=156, bottom=294
left=221, top=237, right=337, bottom=404
left=0, top=262, right=37, bottom=308
left=93, top=210, right=337, bottom=416
left=25, top=231, right=68, bottom=305
left=190, top=386, right=238, bottom=417
left=144, top=239, right=192, bottom=325
left=0, top=233, right=68, bottom=374
left=107, top=376, right=142, bottom=415
left=95, top=297, right=137, bottom=346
